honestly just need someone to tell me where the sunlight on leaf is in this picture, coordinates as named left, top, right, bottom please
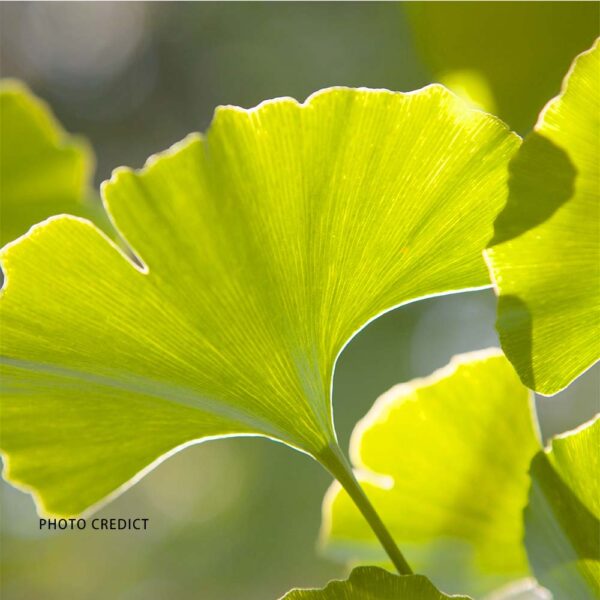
left=0, top=86, right=519, bottom=516
left=525, top=416, right=600, bottom=599
left=0, top=80, right=102, bottom=246
left=485, top=39, right=600, bottom=395
left=280, top=567, right=470, bottom=600
left=321, top=350, right=540, bottom=597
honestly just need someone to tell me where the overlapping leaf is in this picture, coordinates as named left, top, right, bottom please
left=322, top=351, right=540, bottom=597
left=280, top=567, right=470, bottom=600
left=0, top=86, right=519, bottom=516
left=525, top=417, right=600, bottom=599
left=485, top=40, right=600, bottom=395
left=0, top=81, right=102, bottom=246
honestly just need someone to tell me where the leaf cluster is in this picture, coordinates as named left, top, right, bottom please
left=0, top=34, right=598, bottom=600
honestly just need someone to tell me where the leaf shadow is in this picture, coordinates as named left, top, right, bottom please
left=490, top=132, right=576, bottom=246
left=526, top=450, right=600, bottom=570
left=489, top=132, right=578, bottom=389
left=496, top=294, right=535, bottom=391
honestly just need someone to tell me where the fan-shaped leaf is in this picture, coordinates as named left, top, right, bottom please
left=322, top=350, right=540, bottom=596
left=485, top=40, right=600, bottom=395
left=0, top=80, right=101, bottom=246
left=280, top=567, right=470, bottom=600
left=525, top=417, right=600, bottom=599
left=0, top=86, right=519, bottom=516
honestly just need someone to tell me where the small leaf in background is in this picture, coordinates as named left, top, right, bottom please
left=485, top=39, right=600, bottom=395
left=0, top=86, right=519, bottom=517
left=0, top=80, right=106, bottom=246
left=483, top=579, right=550, bottom=600
left=321, top=350, right=540, bottom=597
left=437, top=70, right=496, bottom=114
left=525, top=417, right=599, bottom=599
left=406, top=3, right=600, bottom=132
left=280, top=567, right=471, bottom=600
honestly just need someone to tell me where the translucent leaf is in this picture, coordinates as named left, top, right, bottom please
left=0, top=86, right=519, bottom=517
left=321, top=350, right=540, bottom=596
left=280, top=567, right=470, bottom=600
left=485, top=39, right=600, bottom=395
left=0, top=80, right=100, bottom=246
left=525, top=417, right=600, bottom=599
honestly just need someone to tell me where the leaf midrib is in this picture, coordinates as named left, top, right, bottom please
left=1, top=356, right=284, bottom=438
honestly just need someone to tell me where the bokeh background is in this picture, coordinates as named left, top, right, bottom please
left=1, top=3, right=598, bottom=599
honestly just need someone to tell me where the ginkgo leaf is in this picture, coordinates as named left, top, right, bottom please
left=0, top=86, right=519, bottom=519
left=485, top=40, right=600, bottom=395
left=280, top=567, right=471, bottom=600
left=321, top=350, right=540, bottom=597
left=0, top=80, right=103, bottom=246
left=525, top=417, right=600, bottom=599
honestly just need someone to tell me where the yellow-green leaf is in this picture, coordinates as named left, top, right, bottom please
left=0, top=86, right=519, bottom=517
left=0, top=80, right=98, bottom=246
left=525, top=417, right=600, bottom=599
left=280, top=567, right=470, bottom=600
left=485, top=39, right=600, bottom=395
left=322, top=350, right=540, bottom=597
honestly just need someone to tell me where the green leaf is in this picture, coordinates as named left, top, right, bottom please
left=485, top=40, right=600, bottom=395
left=280, top=567, right=471, bottom=600
left=407, top=3, right=600, bottom=132
left=484, top=580, right=550, bottom=600
left=0, top=80, right=100, bottom=247
left=321, top=350, right=540, bottom=597
left=0, top=86, right=519, bottom=517
left=525, top=417, right=600, bottom=599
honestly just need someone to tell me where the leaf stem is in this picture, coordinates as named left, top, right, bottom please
left=319, top=443, right=413, bottom=576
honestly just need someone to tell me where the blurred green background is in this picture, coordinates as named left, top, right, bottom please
left=1, top=3, right=598, bottom=599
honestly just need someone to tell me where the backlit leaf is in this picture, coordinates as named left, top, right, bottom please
left=0, top=80, right=99, bottom=246
left=322, top=351, right=540, bottom=597
left=485, top=40, right=600, bottom=395
left=0, top=86, right=519, bottom=516
left=280, top=567, right=470, bottom=600
left=525, top=417, right=600, bottom=599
